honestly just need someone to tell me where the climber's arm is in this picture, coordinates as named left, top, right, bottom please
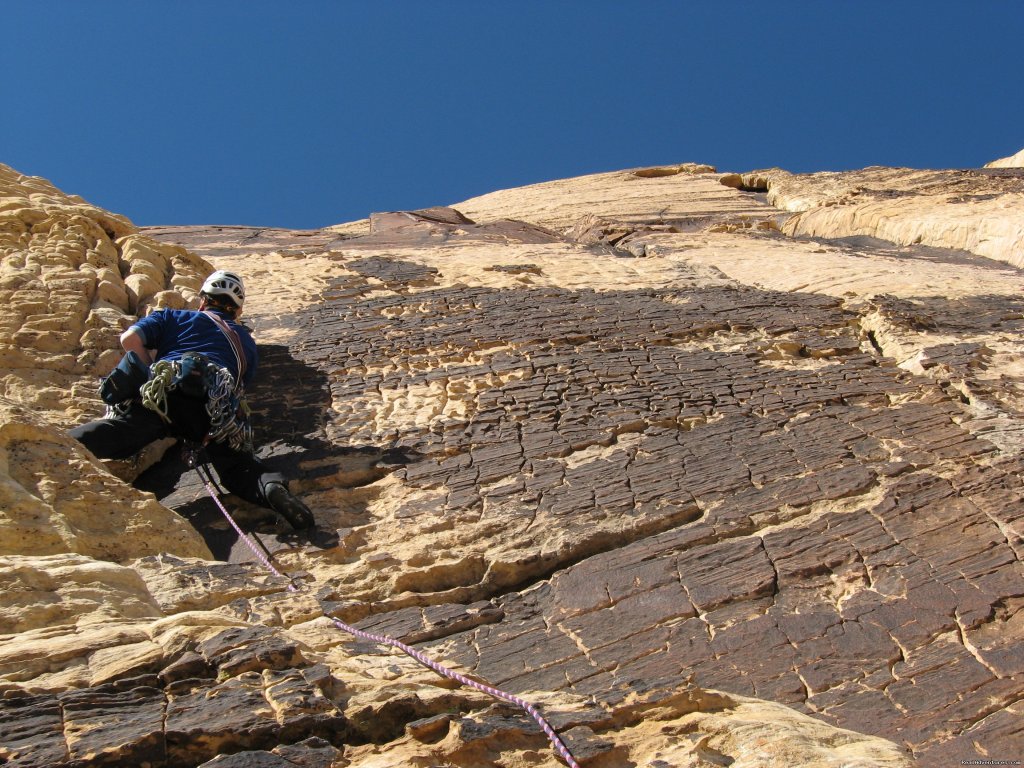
left=120, top=327, right=155, bottom=365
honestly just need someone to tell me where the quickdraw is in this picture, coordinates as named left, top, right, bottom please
left=204, top=365, right=252, bottom=451
left=194, top=469, right=583, bottom=768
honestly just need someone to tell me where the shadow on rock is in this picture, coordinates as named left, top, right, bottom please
left=134, top=344, right=419, bottom=562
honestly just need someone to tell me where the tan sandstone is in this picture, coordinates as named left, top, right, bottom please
left=3, top=158, right=1022, bottom=767
left=986, top=146, right=1024, bottom=168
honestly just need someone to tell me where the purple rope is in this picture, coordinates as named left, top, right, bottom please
left=200, top=477, right=294, bottom=584
left=199, top=475, right=581, bottom=768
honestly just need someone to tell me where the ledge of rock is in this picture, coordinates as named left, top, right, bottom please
left=722, top=165, right=1024, bottom=269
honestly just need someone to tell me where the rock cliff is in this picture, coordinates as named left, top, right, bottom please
left=1, top=156, right=1022, bottom=767
left=986, top=146, right=1024, bottom=169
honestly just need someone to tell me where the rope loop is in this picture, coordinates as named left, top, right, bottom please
left=139, top=360, right=176, bottom=422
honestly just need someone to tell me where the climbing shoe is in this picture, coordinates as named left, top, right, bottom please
left=265, top=482, right=315, bottom=530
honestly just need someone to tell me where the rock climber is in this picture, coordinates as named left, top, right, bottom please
left=69, top=269, right=315, bottom=530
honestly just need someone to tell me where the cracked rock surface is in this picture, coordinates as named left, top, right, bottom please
left=2, top=158, right=1023, bottom=766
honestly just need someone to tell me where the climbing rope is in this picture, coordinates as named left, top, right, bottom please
left=194, top=471, right=582, bottom=768
left=140, top=360, right=177, bottom=422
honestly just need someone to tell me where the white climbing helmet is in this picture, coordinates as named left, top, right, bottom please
left=200, top=270, right=245, bottom=308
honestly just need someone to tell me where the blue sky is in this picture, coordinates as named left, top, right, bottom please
left=3, top=2, right=1022, bottom=229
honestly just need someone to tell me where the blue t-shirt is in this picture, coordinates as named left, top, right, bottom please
left=132, top=309, right=258, bottom=390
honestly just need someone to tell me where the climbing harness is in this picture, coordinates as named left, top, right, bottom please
left=193, top=468, right=582, bottom=768
left=140, top=355, right=253, bottom=453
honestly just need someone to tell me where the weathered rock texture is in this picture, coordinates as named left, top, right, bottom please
left=2, top=157, right=1023, bottom=767
left=0, top=165, right=214, bottom=425
left=721, top=166, right=1024, bottom=269
left=0, top=165, right=212, bottom=562
left=986, top=146, right=1024, bottom=168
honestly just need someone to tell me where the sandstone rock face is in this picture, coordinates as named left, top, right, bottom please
left=0, top=163, right=213, bottom=425
left=0, top=165, right=211, bottom=564
left=723, top=166, right=1024, bottom=269
left=986, top=146, right=1024, bottom=168
left=0, top=400, right=209, bottom=562
left=457, top=163, right=770, bottom=231
left=2, top=160, right=1023, bottom=766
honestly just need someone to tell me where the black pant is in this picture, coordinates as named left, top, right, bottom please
left=69, top=397, right=284, bottom=508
